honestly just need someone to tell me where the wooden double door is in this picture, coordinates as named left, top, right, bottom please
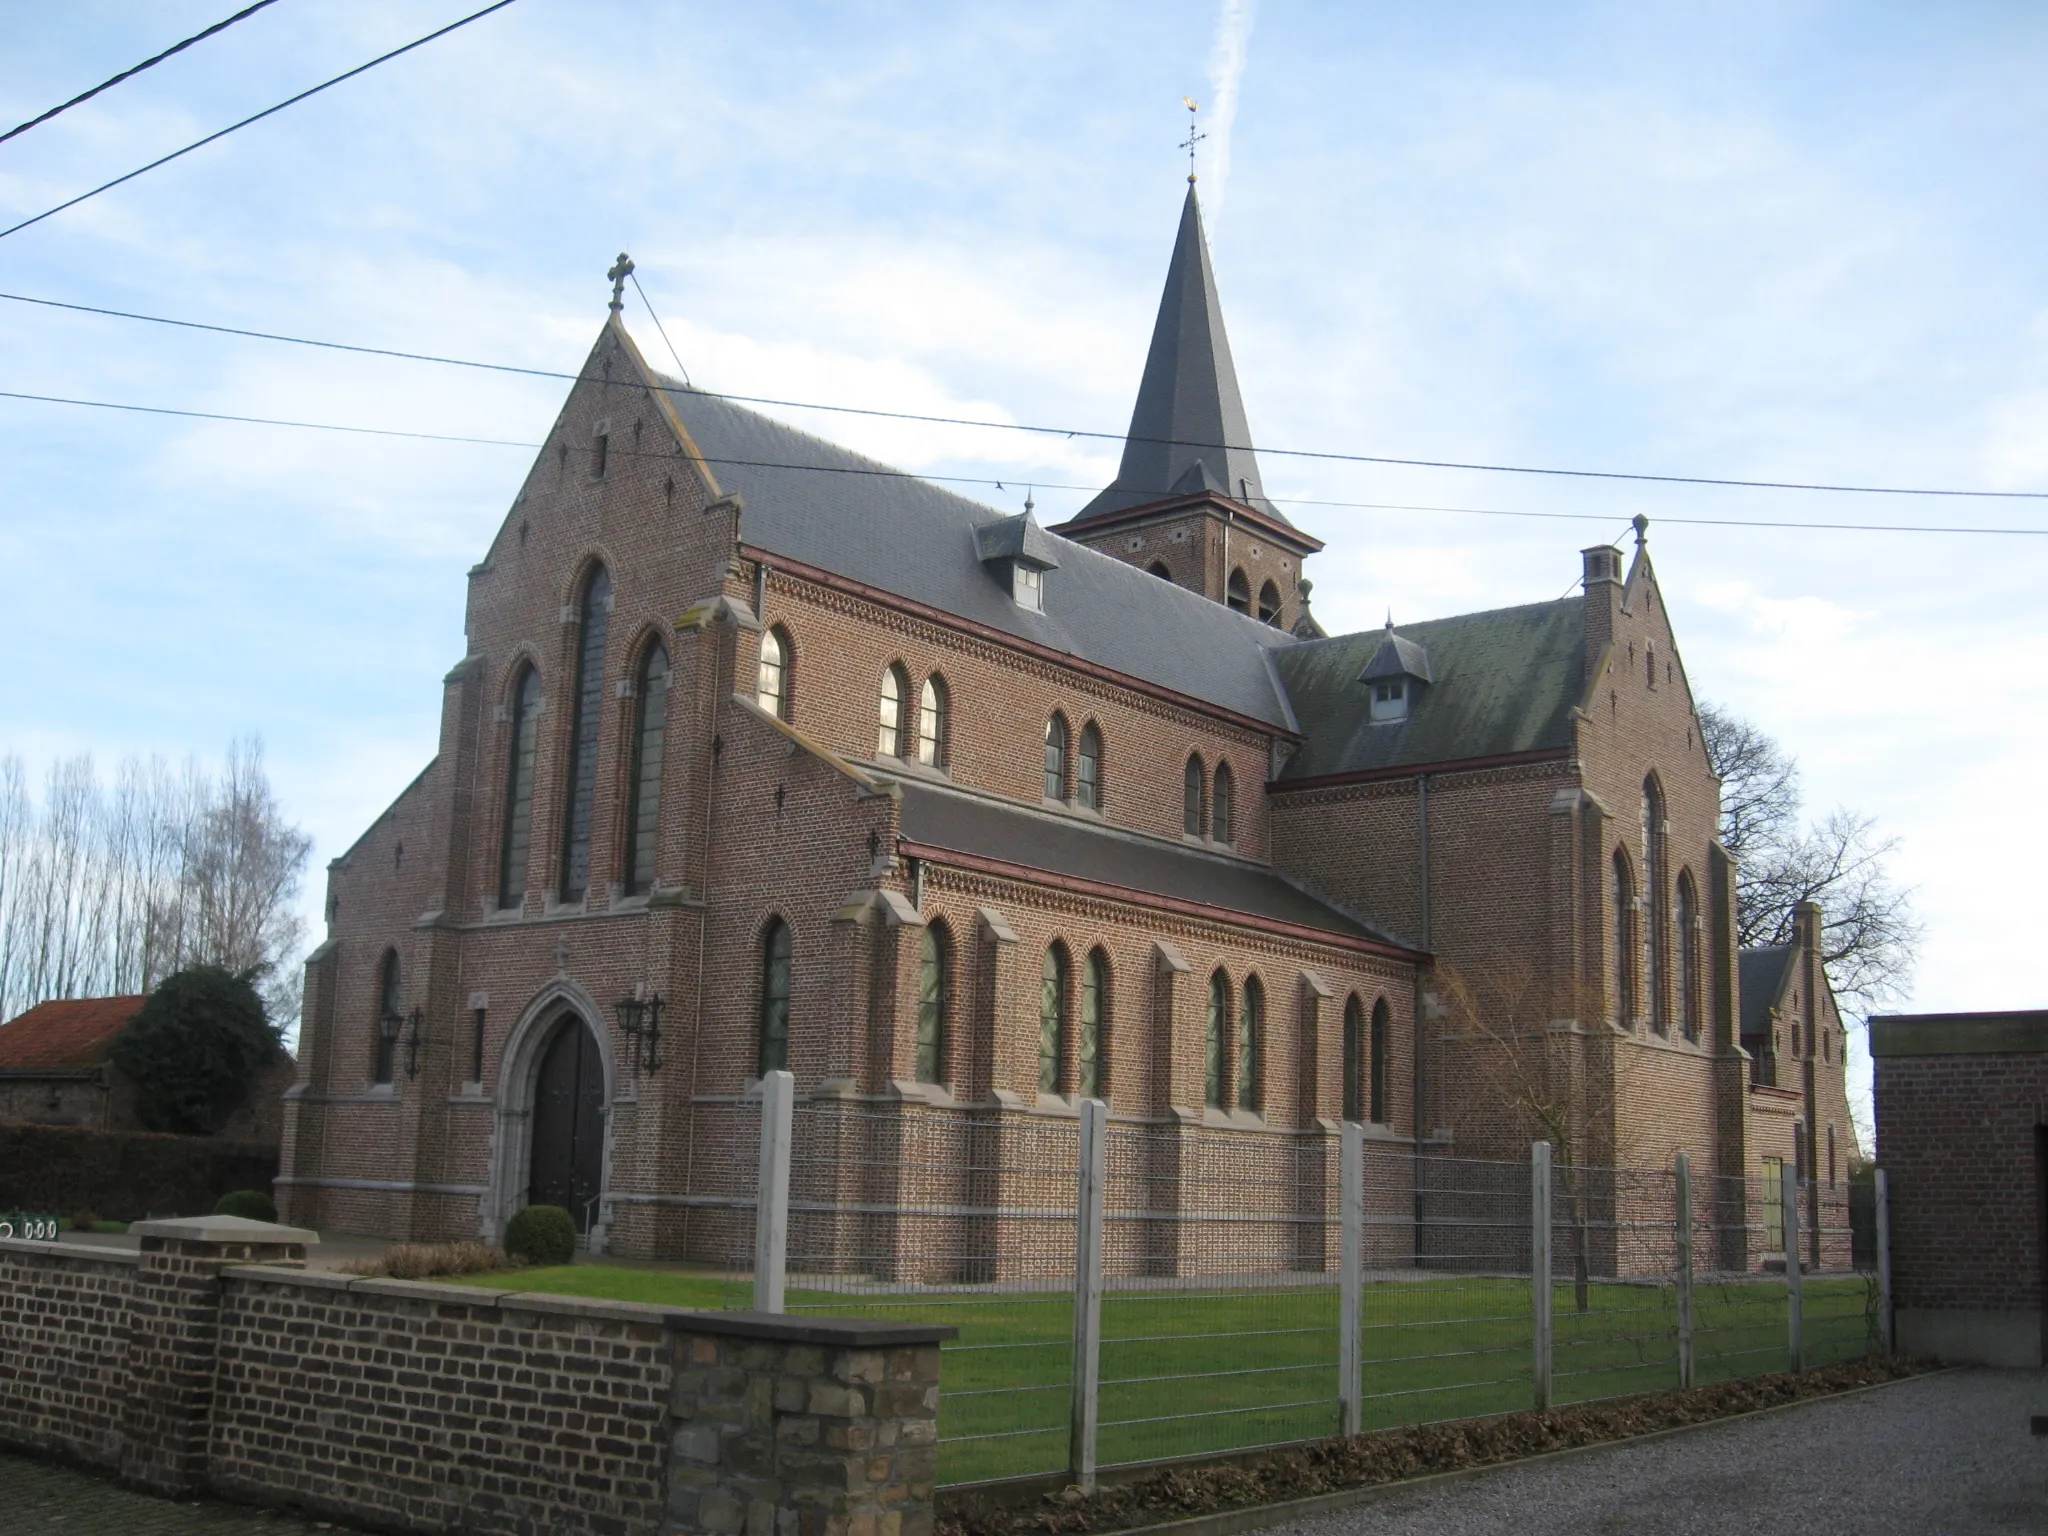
left=527, top=1015, right=605, bottom=1233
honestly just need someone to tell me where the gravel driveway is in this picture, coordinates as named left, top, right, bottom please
left=1272, top=1369, right=2048, bottom=1536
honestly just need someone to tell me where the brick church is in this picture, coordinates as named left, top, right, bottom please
left=278, top=186, right=1853, bottom=1268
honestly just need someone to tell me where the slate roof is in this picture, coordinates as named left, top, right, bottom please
left=888, top=775, right=1398, bottom=947
left=1073, top=186, right=1289, bottom=527
left=655, top=376, right=1301, bottom=728
left=1739, top=946, right=1793, bottom=1039
left=1273, top=598, right=1586, bottom=782
left=0, top=996, right=145, bottom=1071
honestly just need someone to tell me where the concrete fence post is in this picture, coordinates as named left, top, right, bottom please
left=1875, top=1167, right=1894, bottom=1355
left=1069, top=1097, right=1107, bottom=1490
left=753, top=1069, right=794, bottom=1314
left=1674, top=1151, right=1695, bottom=1390
left=1531, top=1140, right=1553, bottom=1411
left=1339, top=1121, right=1364, bottom=1437
left=1782, top=1159, right=1804, bottom=1373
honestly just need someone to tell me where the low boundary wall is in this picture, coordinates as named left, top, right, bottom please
left=0, top=1217, right=952, bottom=1536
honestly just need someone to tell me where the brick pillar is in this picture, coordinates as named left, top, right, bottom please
left=118, top=1216, right=313, bottom=1493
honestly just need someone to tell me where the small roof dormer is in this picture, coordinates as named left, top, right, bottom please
left=1359, top=619, right=1431, bottom=723
left=975, top=510, right=1062, bottom=613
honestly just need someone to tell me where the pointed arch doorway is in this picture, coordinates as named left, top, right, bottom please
left=528, top=1014, right=606, bottom=1233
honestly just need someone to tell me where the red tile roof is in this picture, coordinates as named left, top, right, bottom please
left=0, top=996, right=146, bottom=1071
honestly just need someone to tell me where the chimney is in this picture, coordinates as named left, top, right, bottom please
left=1581, top=544, right=1624, bottom=669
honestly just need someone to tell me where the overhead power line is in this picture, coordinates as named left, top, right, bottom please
left=5, top=384, right=2045, bottom=538
left=0, top=1, right=286, bottom=149
left=0, top=1, right=519, bottom=243
left=1, top=285, right=2043, bottom=505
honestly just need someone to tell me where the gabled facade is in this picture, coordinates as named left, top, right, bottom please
left=282, top=189, right=1826, bottom=1271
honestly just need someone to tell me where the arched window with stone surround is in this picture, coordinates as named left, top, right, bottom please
left=1211, top=761, right=1234, bottom=845
left=1643, top=775, right=1669, bottom=1034
left=758, top=918, right=792, bottom=1074
left=374, top=949, right=401, bottom=1085
left=1183, top=754, right=1205, bottom=836
left=1039, top=943, right=1070, bottom=1093
left=559, top=564, right=613, bottom=903
left=916, top=922, right=950, bottom=1085
left=1044, top=714, right=1069, bottom=801
left=1257, top=580, right=1282, bottom=625
left=1342, top=995, right=1364, bottom=1122
left=1076, top=722, right=1102, bottom=811
left=1205, top=970, right=1231, bottom=1108
left=1237, top=973, right=1265, bottom=1113
left=757, top=626, right=791, bottom=719
left=1147, top=560, right=1172, bottom=581
left=622, top=639, right=668, bottom=896
left=498, top=664, right=542, bottom=910
left=1079, top=948, right=1109, bottom=1100
left=1676, top=870, right=1700, bottom=1042
left=1613, top=849, right=1637, bottom=1027
left=1227, top=568, right=1251, bottom=613
left=1370, top=999, right=1391, bottom=1124
left=878, top=664, right=909, bottom=758
left=917, top=675, right=949, bottom=768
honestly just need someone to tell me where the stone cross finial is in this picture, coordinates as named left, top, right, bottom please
left=607, top=252, right=635, bottom=313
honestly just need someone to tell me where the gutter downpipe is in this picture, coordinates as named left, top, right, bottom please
left=1413, top=772, right=1431, bottom=1257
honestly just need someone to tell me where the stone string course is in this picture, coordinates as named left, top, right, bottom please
left=0, top=1218, right=951, bottom=1536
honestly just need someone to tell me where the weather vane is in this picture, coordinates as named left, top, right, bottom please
left=607, top=252, right=635, bottom=314
left=1181, top=96, right=1205, bottom=184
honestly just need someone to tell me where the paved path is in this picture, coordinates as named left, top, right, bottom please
left=1277, top=1369, right=2048, bottom=1536
left=0, top=1450, right=371, bottom=1535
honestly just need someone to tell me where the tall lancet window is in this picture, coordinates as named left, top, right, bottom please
left=498, top=665, right=541, bottom=909
left=559, top=565, right=613, bottom=902
left=623, top=640, right=668, bottom=896
left=1613, top=849, right=1637, bottom=1027
left=1643, top=776, right=1668, bottom=1035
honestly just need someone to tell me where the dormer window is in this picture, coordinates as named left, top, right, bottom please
left=1360, top=620, right=1431, bottom=726
left=1370, top=679, right=1408, bottom=722
left=1013, top=562, right=1043, bottom=612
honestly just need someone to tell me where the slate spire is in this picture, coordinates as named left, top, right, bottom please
left=1077, top=185, right=1288, bottom=525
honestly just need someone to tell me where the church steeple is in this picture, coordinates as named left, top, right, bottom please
left=1053, top=184, right=1320, bottom=629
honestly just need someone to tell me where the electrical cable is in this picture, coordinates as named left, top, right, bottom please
left=629, top=272, right=691, bottom=387
left=0, top=0, right=285, bottom=148
left=5, top=384, right=2045, bottom=538
left=0, top=287, right=2043, bottom=504
left=0, top=0, right=520, bottom=243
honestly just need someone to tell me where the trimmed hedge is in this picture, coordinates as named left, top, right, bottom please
left=504, top=1204, right=576, bottom=1266
left=0, top=1124, right=277, bottom=1221
left=214, top=1188, right=278, bottom=1222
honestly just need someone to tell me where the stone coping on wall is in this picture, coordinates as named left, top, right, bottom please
left=1870, top=1010, right=2048, bottom=1057
left=216, top=1262, right=958, bottom=1345
left=0, top=1236, right=139, bottom=1264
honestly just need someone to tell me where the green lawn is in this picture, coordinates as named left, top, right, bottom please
left=453, top=1265, right=1879, bottom=1486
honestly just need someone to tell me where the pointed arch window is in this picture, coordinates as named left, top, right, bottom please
left=1044, top=714, right=1069, bottom=801
left=916, top=924, right=949, bottom=1084
left=1076, top=723, right=1102, bottom=811
left=758, top=919, right=792, bottom=1074
left=917, top=676, right=949, bottom=768
left=1643, top=776, right=1668, bottom=1035
left=1079, top=948, right=1108, bottom=1100
left=1237, top=974, right=1264, bottom=1113
left=1183, top=754, right=1206, bottom=837
left=498, top=665, right=542, bottom=909
left=623, top=640, right=669, bottom=896
left=559, top=565, right=613, bottom=903
left=1227, top=568, right=1251, bottom=613
left=1039, top=944, right=1069, bottom=1094
left=1211, top=761, right=1234, bottom=845
left=878, top=664, right=908, bottom=758
left=1676, top=871, right=1700, bottom=1043
left=1257, top=580, right=1282, bottom=625
left=374, top=949, right=401, bottom=1085
left=1205, top=970, right=1230, bottom=1108
left=1613, top=849, right=1637, bottom=1027
left=1342, top=995, right=1364, bottom=1122
left=1370, top=999, right=1391, bottom=1124
left=758, top=626, right=790, bottom=719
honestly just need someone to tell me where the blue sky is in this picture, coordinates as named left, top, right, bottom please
left=3, top=2, right=2045, bottom=1121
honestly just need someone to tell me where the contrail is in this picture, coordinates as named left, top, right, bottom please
left=1204, top=0, right=1259, bottom=217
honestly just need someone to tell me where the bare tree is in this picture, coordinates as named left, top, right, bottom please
left=1698, top=703, right=1921, bottom=1017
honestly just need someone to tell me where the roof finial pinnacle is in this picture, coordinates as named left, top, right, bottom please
left=607, top=252, right=634, bottom=314
left=1632, top=512, right=1650, bottom=551
left=1181, top=96, right=1205, bottom=184
left=1385, top=609, right=1395, bottom=632
left=1024, top=486, right=1035, bottom=518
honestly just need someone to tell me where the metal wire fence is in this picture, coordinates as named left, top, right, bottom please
left=695, top=1078, right=1890, bottom=1490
